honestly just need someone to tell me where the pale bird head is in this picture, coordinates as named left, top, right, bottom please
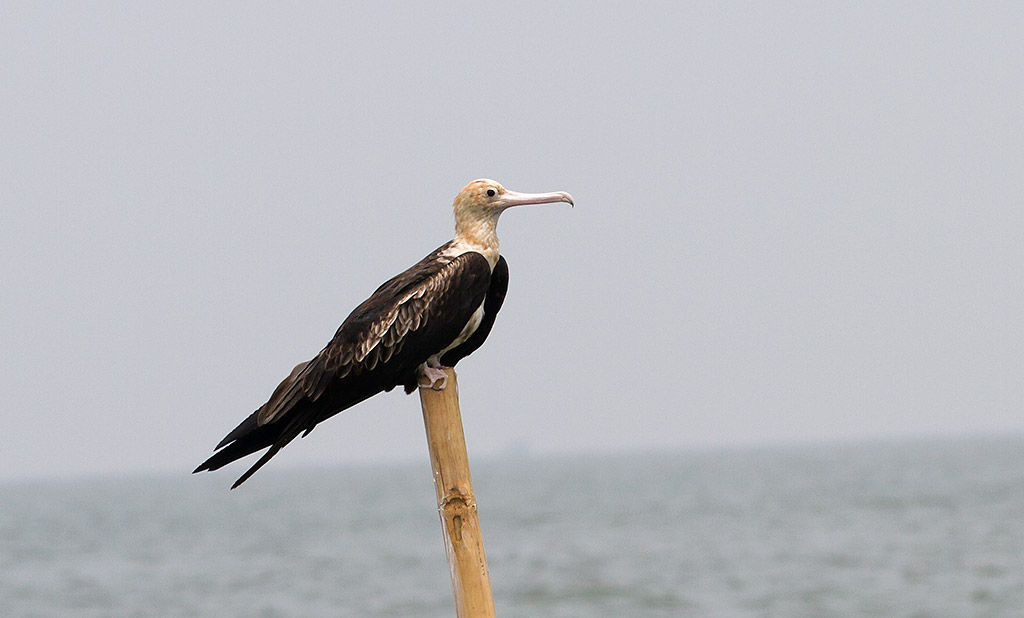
left=453, top=179, right=573, bottom=233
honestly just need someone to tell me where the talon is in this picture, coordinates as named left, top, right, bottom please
left=418, top=365, right=449, bottom=390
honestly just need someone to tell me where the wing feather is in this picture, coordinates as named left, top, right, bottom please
left=439, top=255, right=510, bottom=368
left=196, top=248, right=494, bottom=487
left=255, top=251, right=490, bottom=426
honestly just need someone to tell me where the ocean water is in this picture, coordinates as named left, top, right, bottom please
left=3, top=436, right=1023, bottom=618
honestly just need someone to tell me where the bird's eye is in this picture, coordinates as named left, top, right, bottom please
left=486, top=189, right=496, bottom=197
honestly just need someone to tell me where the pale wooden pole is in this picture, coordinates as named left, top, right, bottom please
left=418, top=367, right=497, bottom=618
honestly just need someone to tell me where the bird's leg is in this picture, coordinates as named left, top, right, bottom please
left=418, top=357, right=449, bottom=391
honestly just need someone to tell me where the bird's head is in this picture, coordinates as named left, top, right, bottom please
left=453, top=179, right=573, bottom=247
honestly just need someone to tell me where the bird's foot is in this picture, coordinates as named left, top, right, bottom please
left=418, top=364, right=449, bottom=390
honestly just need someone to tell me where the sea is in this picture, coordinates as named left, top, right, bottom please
left=3, top=435, right=1023, bottom=618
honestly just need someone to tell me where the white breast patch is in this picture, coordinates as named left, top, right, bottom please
left=441, top=302, right=486, bottom=354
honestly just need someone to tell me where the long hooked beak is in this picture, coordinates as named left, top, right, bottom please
left=497, top=189, right=575, bottom=209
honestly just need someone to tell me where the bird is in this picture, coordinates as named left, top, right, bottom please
left=194, top=179, right=574, bottom=488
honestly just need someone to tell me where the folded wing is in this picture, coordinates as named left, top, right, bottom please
left=194, top=249, right=493, bottom=488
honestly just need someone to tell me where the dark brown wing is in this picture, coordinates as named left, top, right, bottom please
left=440, top=254, right=509, bottom=368
left=194, top=248, right=493, bottom=487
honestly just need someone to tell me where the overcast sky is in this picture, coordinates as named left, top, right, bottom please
left=2, top=2, right=1021, bottom=483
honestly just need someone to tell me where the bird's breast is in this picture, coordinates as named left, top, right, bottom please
left=440, top=301, right=486, bottom=355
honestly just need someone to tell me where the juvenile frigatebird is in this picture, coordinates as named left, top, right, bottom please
left=194, top=179, right=574, bottom=488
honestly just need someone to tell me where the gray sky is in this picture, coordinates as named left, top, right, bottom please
left=2, top=2, right=1022, bottom=482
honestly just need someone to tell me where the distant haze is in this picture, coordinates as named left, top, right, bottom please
left=2, top=3, right=1022, bottom=482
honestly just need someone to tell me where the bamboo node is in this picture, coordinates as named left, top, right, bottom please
left=440, top=483, right=476, bottom=510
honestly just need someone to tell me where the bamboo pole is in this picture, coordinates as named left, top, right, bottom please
left=418, top=368, right=497, bottom=618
